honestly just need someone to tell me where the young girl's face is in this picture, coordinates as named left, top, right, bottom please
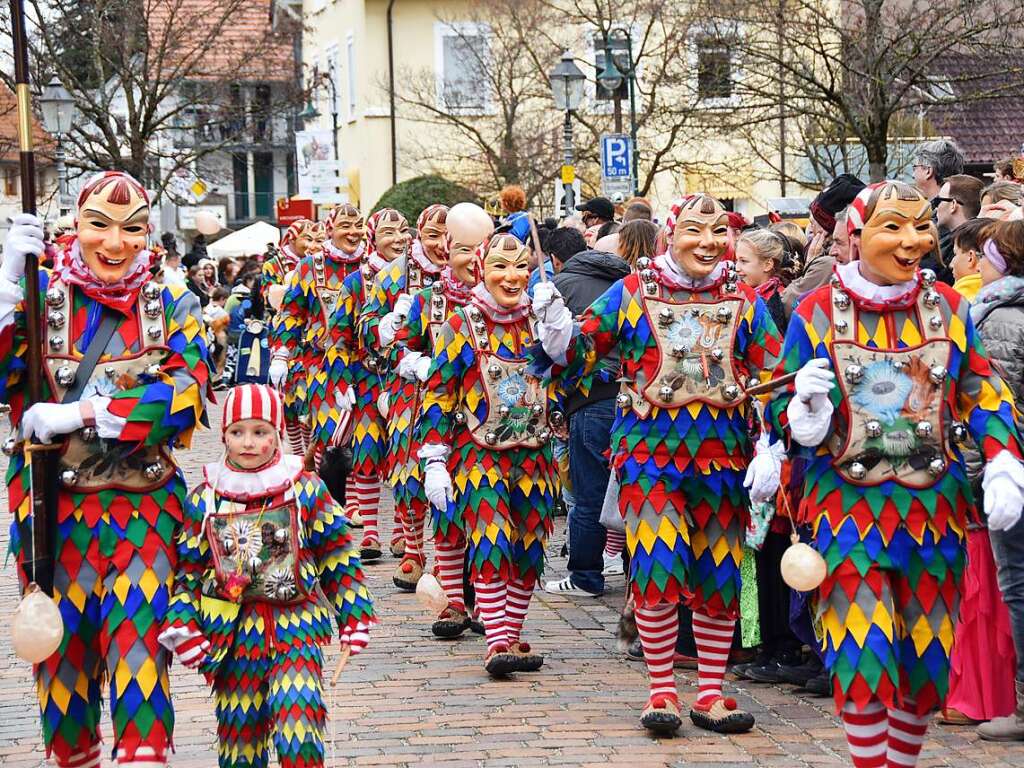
left=224, top=418, right=278, bottom=469
left=734, top=240, right=773, bottom=288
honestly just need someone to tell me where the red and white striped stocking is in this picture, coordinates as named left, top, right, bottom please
left=285, top=418, right=304, bottom=455
left=634, top=602, right=679, bottom=700
left=841, top=700, right=887, bottom=768
left=349, top=474, right=381, bottom=545
left=299, top=420, right=311, bottom=451
left=473, top=578, right=509, bottom=652
left=505, top=577, right=535, bottom=644
left=390, top=507, right=403, bottom=548
left=887, top=700, right=930, bottom=767
left=434, top=540, right=466, bottom=611
left=691, top=611, right=734, bottom=705
left=604, top=529, right=626, bottom=558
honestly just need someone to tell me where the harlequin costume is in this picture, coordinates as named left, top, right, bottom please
left=269, top=219, right=322, bottom=455
left=159, top=384, right=375, bottom=768
left=362, top=204, right=448, bottom=590
left=536, top=194, right=784, bottom=735
left=767, top=181, right=1024, bottom=768
left=0, top=172, right=211, bottom=767
left=418, top=233, right=559, bottom=675
left=328, top=208, right=409, bottom=562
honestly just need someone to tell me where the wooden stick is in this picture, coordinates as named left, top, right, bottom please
left=744, top=370, right=798, bottom=398
left=526, top=214, right=548, bottom=284
left=331, top=644, right=352, bottom=686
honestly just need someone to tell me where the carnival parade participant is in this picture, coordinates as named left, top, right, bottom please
left=159, top=384, right=375, bottom=768
left=394, top=203, right=494, bottom=629
left=362, top=204, right=448, bottom=590
left=535, top=194, right=784, bottom=735
left=768, top=181, right=1024, bottom=767
left=0, top=171, right=211, bottom=767
left=270, top=207, right=365, bottom=471
left=260, top=221, right=305, bottom=304
left=329, top=208, right=410, bottom=562
left=268, top=219, right=324, bottom=454
left=417, top=233, right=559, bottom=675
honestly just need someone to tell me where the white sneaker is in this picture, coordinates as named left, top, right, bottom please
left=602, top=553, right=624, bottom=577
left=543, top=576, right=602, bottom=597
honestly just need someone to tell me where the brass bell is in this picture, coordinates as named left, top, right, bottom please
left=60, top=468, right=79, bottom=486
left=923, top=290, right=941, bottom=308
left=142, top=282, right=161, bottom=300
left=690, top=307, right=701, bottom=317
left=835, top=319, right=849, bottom=334
left=928, top=457, right=945, bottom=476
left=845, top=364, right=864, bottom=384
left=2, top=436, right=18, bottom=456
left=722, top=385, right=740, bottom=402
left=928, top=365, right=946, bottom=385
left=640, top=268, right=656, bottom=283
left=929, top=315, right=943, bottom=330
left=498, top=404, right=510, bottom=417
left=658, top=384, right=674, bottom=402
left=635, top=256, right=652, bottom=271
left=453, top=412, right=467, bottom=425
left=55, top=365, right=75, bottom=387
left=144, top=300, right=162, bottom=318
left=274, top=528, right=289, bottom=544
left=711, top=348, right=724, bottom=362
left=45, top=287, right=65, bottom=307
left=716, top=306, right=731, bottom=323
left=432, top=294, right=444, bottom=308
left=145, top=364, right=160, bottom=377
left=914, top=421, right=933, bottom=439
left=833, top=291, right=851, bottom=311
left=484, top=431, right=498, bottom=445
left=550, top=411, right=565, bottom=426
left=866, top=420, right=882, bottom=439
left=473, top=322, right=487, bottom=337
left=80, top=427, right=97, bottom=443
left=658, top=307, right=673, bottom=327
left=468, top=306, right=482, bottom=322
left=105, top=366, right=117, bottom=378
left=531, top=403, right=544, bottom=416
left=829, top=274, right=842, bottom=289
left=849, top=462, right=867, bottom=480
left=147, top=325, right=162, bottom=340
left=47, top=310, right=66, bottom=329
left=539, top=427, right=552, bottom=442
left=142, top=462, right=165, bottom=481
left=616, top=392, right=632, bottom=408
left=951, top=422, right=968, bottom=442
left=920, top=269, right=937, bottom=286
left=487, top=363, right=502, bottom=380
left=747, top=376, right=759, bottom=389
left=723, top=282, right=737, bottom=294
left=247, top=556, right=263, bottom=573
left=49, top=335, right=64, bottom=350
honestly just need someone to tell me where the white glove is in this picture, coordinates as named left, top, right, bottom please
left=269, top=357, right=288, bottom=388
left=376, top=390, right=390, bottom=417
left=338, top=387, right=356, bottom=411
left=982, top=450, right=1024, bottom=532
left=157, top=625, right=210, bottom=670
left=1, top=213, right=44, bottom=286
left=794, top=358, right=835, bottom=409
left=743, top=433, right=785, bottom=503
left=424, top=460, right=453, bottom=509
left=393, top=293, right=413, bottom=318
left=398, top=350, right=425, bottom=382
left=786, top=395, right=833, bottom=447
left=379, top=313, right=400, bottom=346
left=532, top=281, right=563, bottom=320
left=22, top=402, right=85, bottom=444
left=414, top=355, right=431, bottom=383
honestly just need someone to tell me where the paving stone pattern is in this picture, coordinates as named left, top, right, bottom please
left=1, top=400, right=1022, bottom=766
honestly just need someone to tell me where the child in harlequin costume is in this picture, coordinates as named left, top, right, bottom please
left=767, top=181, right=1024, bottom=768
left=159, top=384, right=375, bottom=768
left=418, top=233, right=559, bottom=675
left=534, top=194, right=784, bottom=735
left=362, top=204, right=448, bottom=590
left=269, top=219, right=324, bottom=455
left=0, top=171, right=211, bottom=767
left=269, top=207, right=365, bottom=472
left=328, top=208, right=411, bottom=562
left=261, top=222, right=303, bottom=304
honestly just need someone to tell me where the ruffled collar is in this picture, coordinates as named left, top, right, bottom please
left=441, top=266, right=473, bottom=305
left=203, top=452, right=303, bottom=502
left=410, top=239, right=444, bottom=275
left=835, top=261, right=920, bottom=310
left=56, top=239, right=156, bottom=314
left=653, top=254, right=730, bottom=291
left=324, top=240, right=364, bottom=264
left=469, top=282, right=532, bottom=323
left=361, top=251, right=390, bottom=280
left=279, top=244, right=301, bottom=269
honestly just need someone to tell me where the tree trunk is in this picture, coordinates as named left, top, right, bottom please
left=866, top=140, right=888, bottom=183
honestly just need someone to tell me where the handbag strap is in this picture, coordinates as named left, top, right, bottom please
left=61, top=301, right=124, bottom=404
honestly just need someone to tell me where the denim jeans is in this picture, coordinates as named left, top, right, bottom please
left=566, top=399, right=615, bottom=594
left=990, top=514, right=1024, bottom=683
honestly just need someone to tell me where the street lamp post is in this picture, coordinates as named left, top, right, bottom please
left=597, top=28, right=639, bottom=195
left=548, top=51, right=585, bottom=215
left=38, top=76, right=77, bottom=217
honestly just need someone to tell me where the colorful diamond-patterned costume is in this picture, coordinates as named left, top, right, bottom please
left=767, top=262, right=1023, bottom=716
left=1, top=261, right=210, bottom=765
left=161, top=452, right=375, bottom=768
left=260, top=244, right=299, bottom=306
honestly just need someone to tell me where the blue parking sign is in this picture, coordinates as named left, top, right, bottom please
left=601, top=134, right=632, bottom=179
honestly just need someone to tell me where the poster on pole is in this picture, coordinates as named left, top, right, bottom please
left=295, top=130, right=343, bottom=203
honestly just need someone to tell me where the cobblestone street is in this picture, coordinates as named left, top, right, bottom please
left=1, top=400, right=1023, bottom=767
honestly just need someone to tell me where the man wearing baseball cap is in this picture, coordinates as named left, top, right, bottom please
left=576, top=196, right=616, bottom=227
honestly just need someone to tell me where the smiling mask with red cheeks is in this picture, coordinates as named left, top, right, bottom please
left=76, top=174, right=151, bottom=284
left=373, top=210, right=410, bottom=261
left=670, top=194, right=730, bottom=280
left=417, top=204, right=449, bottom=266
left=480, top=234, right=530, bottom=308
left=850, top=182, right=937, bottom=285
left=328, top=204, right=365, bottom=254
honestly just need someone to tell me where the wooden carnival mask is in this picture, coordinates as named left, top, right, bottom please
left=328, top=204, right=365, bottom=255
left=670, top=194, right=730, bottom=280
left=373, top=210, right=410, bottom=262
left=850, top=182, right=936, bottom=285
left=447, top=203, right=494, bottom=285
left=481, top=234, right=530, bottom=308
left=75, top=172, right=151, bottom=284
left=417, top=204, right=449, bottom=266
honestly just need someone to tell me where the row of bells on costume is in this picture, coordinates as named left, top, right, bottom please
left=51, top=427, right=167, bottom=487
left=52, top=361, right=162, bottom=390
left=830, top=269, right=941, bottom=332
left=452, top=405, right=564, bottom=445
left=635, top=256, right=740, bottom=297
left=222, top=527, right=296, bottom=601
